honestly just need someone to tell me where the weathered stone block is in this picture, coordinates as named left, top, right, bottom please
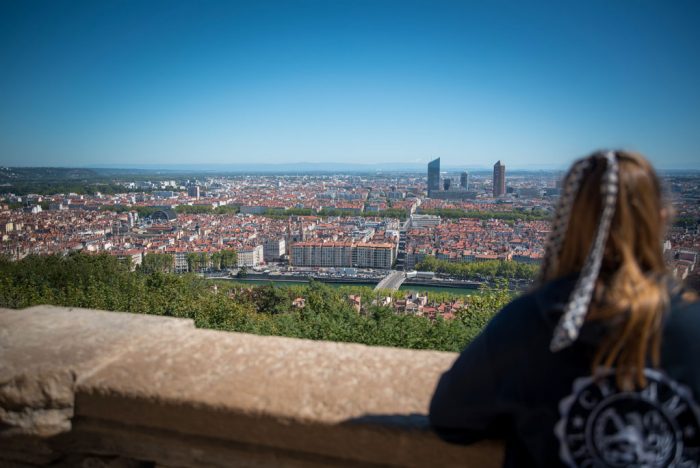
left=0, top=306, right=503, bottom=467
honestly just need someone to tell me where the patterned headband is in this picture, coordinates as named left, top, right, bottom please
left=548, top=151, right=620, bottom=352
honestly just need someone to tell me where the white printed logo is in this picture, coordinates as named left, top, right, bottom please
left=556, top=369, right=700, bottom=467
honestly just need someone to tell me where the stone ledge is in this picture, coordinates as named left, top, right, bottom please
left=0, top=306, right=503, bottom=467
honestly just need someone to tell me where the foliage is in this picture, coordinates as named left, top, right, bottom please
left=2, top=181, right=145, bottom=197
left=173, top=204, right=240, bottom=215
left=214, top=205, right=240, bottom=215
left=175, top=205, right=214, bottom=214
left=186, top=252, right=210, bottom=272
left=3, top=200, right=26, bottom=210
left=140, top=253, right=174, bottom=273
left=363, top=208, right=409, bottom=220
left=0, top=253, right=516, bottom=352
left=135, top=206, right=160, bottom=218
left=209, top=249, right=237, bottom=270
left=248, top=284, right=292, bottom=314
left=418, top=208, right=550, bottom=222
left=261, top=207, right=408, bottom=220
left=674, top=216, right=699, bottom=229
left=416, top=256, right=539, bottom=280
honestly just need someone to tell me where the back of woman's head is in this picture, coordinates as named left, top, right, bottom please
left=541, top=150, right=669, bottom=389
left=556, top=152, right=666, bottom=277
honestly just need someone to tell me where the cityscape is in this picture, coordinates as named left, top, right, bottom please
left=0, top=158, right=700, bottom=320
left=2, top=159, right=698, bottom=300
left=2, top=1, right=700, bottom=466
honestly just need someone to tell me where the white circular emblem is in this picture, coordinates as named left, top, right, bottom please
left=555, top=369, right=700, bottom=467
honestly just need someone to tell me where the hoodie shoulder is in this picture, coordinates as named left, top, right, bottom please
left=485, top=288, right=549, bottom=342
left=532, top=275, right=578, bottom=327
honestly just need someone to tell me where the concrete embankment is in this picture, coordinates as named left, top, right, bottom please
left=211, top=272, right=486, bottom=290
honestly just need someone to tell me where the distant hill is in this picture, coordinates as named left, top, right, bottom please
left=0, top=167, right=100, bottom=182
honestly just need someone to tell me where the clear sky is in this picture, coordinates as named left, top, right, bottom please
left=1, top=0, right=699, bottom=169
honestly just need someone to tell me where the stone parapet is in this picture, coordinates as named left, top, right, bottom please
left=0, top=306, right=503, bottom=467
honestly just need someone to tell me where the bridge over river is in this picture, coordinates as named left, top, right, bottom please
left=374, top=270, right=412, bottom=291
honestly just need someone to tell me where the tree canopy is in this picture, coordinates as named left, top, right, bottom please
left=416, top=257, right=540, bottom=280
left=0, top=253, right=513, bottom=352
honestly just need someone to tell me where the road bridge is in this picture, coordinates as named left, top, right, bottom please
left=374, top=270, right=406, bottom=291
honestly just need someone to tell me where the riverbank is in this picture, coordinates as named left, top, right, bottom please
left=208, top=272, right=482, bottom=288
left=208, top=274, right=496, bottom=296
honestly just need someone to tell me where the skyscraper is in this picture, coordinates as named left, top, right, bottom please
left=493, top=161, right=506, bottom=197
left=427, top=157, right=440, bottom=196
left=460, top=171, right=469, bottom=190
left=187, top=185, right=200, bottom=200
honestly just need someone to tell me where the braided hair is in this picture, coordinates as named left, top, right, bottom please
left=542, top=151, right=620, bottom=352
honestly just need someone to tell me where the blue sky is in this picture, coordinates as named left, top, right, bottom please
left=1, top=0, right=699, bottom=169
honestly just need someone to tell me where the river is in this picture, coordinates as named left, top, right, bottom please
left=215, top=277, right=487, bottom=296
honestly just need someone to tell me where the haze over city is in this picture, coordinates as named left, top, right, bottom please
left=1, top=0, right=700, bottom=169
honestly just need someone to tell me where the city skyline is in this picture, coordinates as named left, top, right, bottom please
left=1, top=1, right=700, bottom=169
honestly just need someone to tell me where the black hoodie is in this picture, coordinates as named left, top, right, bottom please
left=429, top=276, right=700, bottom=467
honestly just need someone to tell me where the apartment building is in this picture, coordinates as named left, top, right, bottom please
left=353, top=243, right=394, bottom=269
left=263, top=238, right=286, bottom=262
left=237, top=245, right=264, bottom=267
left=290, top=242, right=354, bottom=268
left=409, top=214, right=441, bottom=228
left=290, top=241, right=395, bottom=269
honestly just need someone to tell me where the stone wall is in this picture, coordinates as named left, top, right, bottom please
left=0, top=306, right=503, bottom=467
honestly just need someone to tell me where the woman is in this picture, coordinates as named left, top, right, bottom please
left=429, top=150, right=700, bottom=467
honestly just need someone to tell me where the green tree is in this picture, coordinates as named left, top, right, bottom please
left=140, top=253, right=174, bottom=274
left=220, top=249, right=237, bottom=269
left=210, top=252, right=222, bottom=271
left=198, top=252, right=210, bottom=272
left=415, top=257, right=539, bottom=281
left=186, top=253, right=199, bottom=272
left=251, top=285, right=292, bottom=315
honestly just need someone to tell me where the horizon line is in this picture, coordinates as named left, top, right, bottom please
left=3, top=162, right=700, bottom=173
